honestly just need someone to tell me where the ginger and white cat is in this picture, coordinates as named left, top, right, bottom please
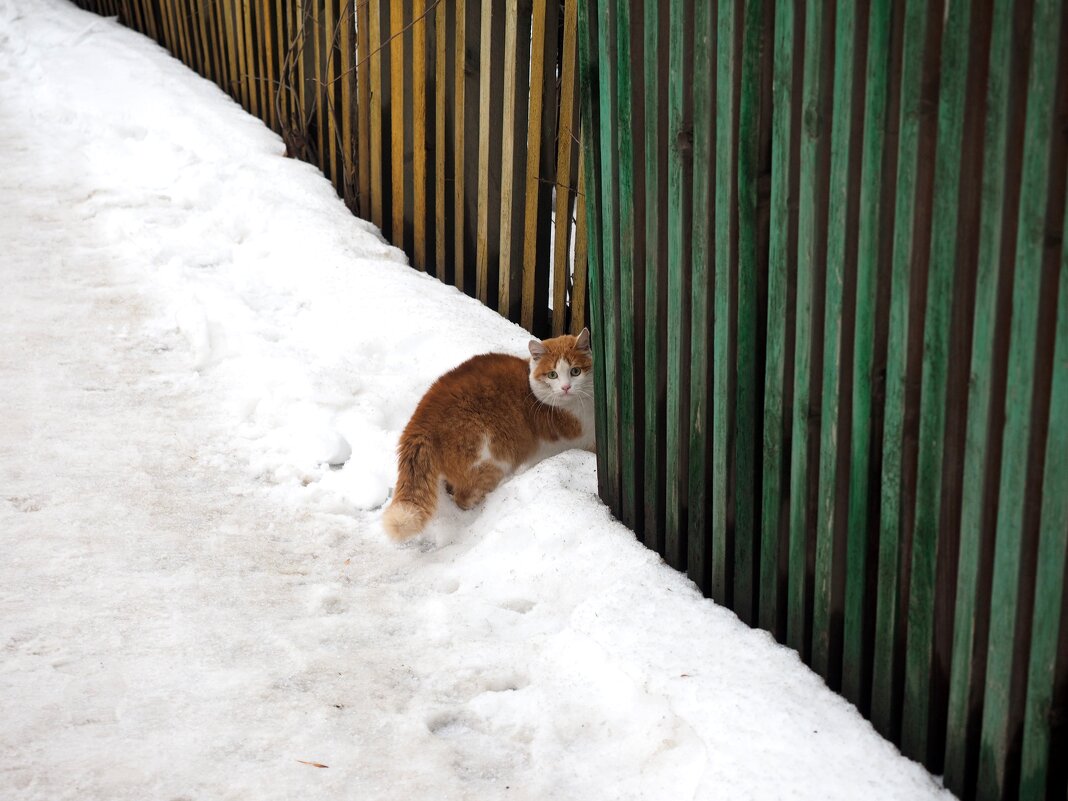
left=382, top=329, right=595, bottom=541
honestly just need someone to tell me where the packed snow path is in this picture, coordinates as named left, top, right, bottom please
left=0, top=2, right=953, bottom=799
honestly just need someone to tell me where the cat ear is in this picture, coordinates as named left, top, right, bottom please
left=528, top=339, right=548, bottom=359
left=575, top=328, right=591, bottom=352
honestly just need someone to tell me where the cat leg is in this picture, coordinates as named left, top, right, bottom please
left=450, top=463, right=506, bottom=510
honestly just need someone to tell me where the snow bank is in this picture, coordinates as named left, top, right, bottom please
left=0, top=1, right=953, bottom=799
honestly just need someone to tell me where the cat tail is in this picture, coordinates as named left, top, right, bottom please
left=383, top=433, right=439, bottom=541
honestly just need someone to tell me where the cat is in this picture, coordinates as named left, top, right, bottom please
left=382, top=328, right=595, bottom=541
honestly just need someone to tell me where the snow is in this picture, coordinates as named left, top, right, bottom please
left=0, top=2, right=953, bottom=799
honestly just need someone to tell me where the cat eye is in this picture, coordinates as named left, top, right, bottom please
left=547, top=371, right=558, bottom=379
left=570, top=367, right=581, bottom=377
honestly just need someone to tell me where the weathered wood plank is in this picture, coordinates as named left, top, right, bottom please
left=324, top=0, right=340, bottom=186
left=812, top=0, right=857, bottom=678
left=498, top=0, right=519, bottom=308
left=357, top=0, right=372, bottom=217
left=434, top=0, right=446, bottom=278
left=786, top=0, right=826, bottom=653
left=978, top=0, right=1064, bottom=793
left=313, top=0, right=324, bottom=169
left=733, top=0, right=764, bottom=625
left=475, top=0, right=493, bottom=303
left=901, top=0, right=971, bottom=761
left=571, top=146, right=588, bottom=335
left=664, top=0, right=686, bottom=568
left=453, top=0, right=466, bottom=291
left=1019, top=187, right=1068, bottom=801
left=759, top=0, right=795, bottom=634
left=389, top=0, right=405, bottom=247
left=520, top=0, right=548, bottom=330
left=369, top=0, right=385, bottom=230
left=686, top=0, right=713, bottom=592
left=642, top=0, right=663, bottom=553
left=338, top=0, right=355, bottom=201
left=612, top=0, right=636, bottom=528
left=943, top=0, right=1013, bottom=789
left=576, top=0, right=609, bottom=498
left=241, top=0, right=257, bottom=115
left=597, top=0, right=621, bottom=515
left=412, top=0, right=428, bottom=268
left=841, top=0, right=891, bottom=707
left=871, top=0, right=929, bottom=737
left=552, top=0, right=580, bottom=336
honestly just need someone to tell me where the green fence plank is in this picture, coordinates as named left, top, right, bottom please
left=871, top=0, right=929, bottom=738
left=841, top=0, right=891, bottom=707
left=596, top=0, right=622, bottom=516
left=1019, top=194, right=1068, bottom=801
left=943, top=0, right=1014, bottom=789
left=665, top=0, right=687, bottom=569
left=643, top=0, right=663, bottom=552
left=733, top=0, right=763, bottom=626
left=577, top=0, right=609, bottom=499
left=616, top=0, right=638, bottom=531
left=687, top=0, right=714, bottom=592
left=978, top=0, right=1064, bottom=793
left=711, top=0, right=733, bottom=601
left=759, top=0, right=794, bottom=634
left=901, top=0, right=972, bottom=762
left=812, top=0, right=857, bottom=678
left=786, top=0, right=826, bottom=653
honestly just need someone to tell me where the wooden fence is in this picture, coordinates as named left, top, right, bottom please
left=76, top=0, right=588, bottom=338
left=579, top=1, right=1067, bottom=800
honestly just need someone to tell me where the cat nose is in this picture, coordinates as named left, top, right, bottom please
left=561, top=384, right=571, bottom=393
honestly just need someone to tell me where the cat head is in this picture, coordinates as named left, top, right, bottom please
left=527, top=328, right=593, bottom=407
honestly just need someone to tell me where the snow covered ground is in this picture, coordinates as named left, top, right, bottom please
left=0, top=2, right=954, bottom=799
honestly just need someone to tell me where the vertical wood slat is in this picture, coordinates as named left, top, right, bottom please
left=759, top=0, right=795, bottom=635
left=686, top=0, right=713, bottom=593
left=325, top=0, right=340, bottom=186
left=434, top=0, right=447, bottom=279
left=570, top=147, right=588, bottom=335
left=389, top=0, right=405, bottom=246
left=841, top=0, right=891, bottom=708
left=475, top=0, right=493, bottom=302
left=357, top=0, right=372, bottom=218
left=413, top=0, right=428, bottom=269
left=1019, top=193, right=1068, bottom=801
left=943, top=0, right=1014, bottom=789
left=597, top=0, right=621, bottom=515
left=733, top=0, right=764, bottom=626
left=313, top=0, right=325, bottom=172
left=254, top=0, right=268, bottom=118
left=812, top=0, right=857, bottom=678
left=978, top=0, right=1065, bottom=794
left=710, top=0, right=732, bottom=603
left=520, top=0, right=549, bottom=330
left=901, top=0, right=972, bottom=762
left=235, top=0, right=251, bottom=109
left=497, top=0, right=519, bottom=305
left=641, top=0, right=663, bottom=554
left=221, top=0, right=240, bottom=101
left=786, top=0, right=827, bottom=654
left=551, top=0, right=579, bottom=336
left=242, top=0, right=257, bottom=115
left=369, top=0, right=385, bottom=230
left=611, top=0, right=637, bottom=529
left=453, top=0, right=467, bottom=291
left=338, top=0, right=355, bottom=202
left=871, top=0, right=929, bottom=738
left=664, top=0, right=686, bottom=569
left=195, top=0, right=213, bottom=81
left=577, top=0, right=610, bottom=500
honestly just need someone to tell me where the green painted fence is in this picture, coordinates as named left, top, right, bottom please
left=580, top=1, right=1068, bottom=799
